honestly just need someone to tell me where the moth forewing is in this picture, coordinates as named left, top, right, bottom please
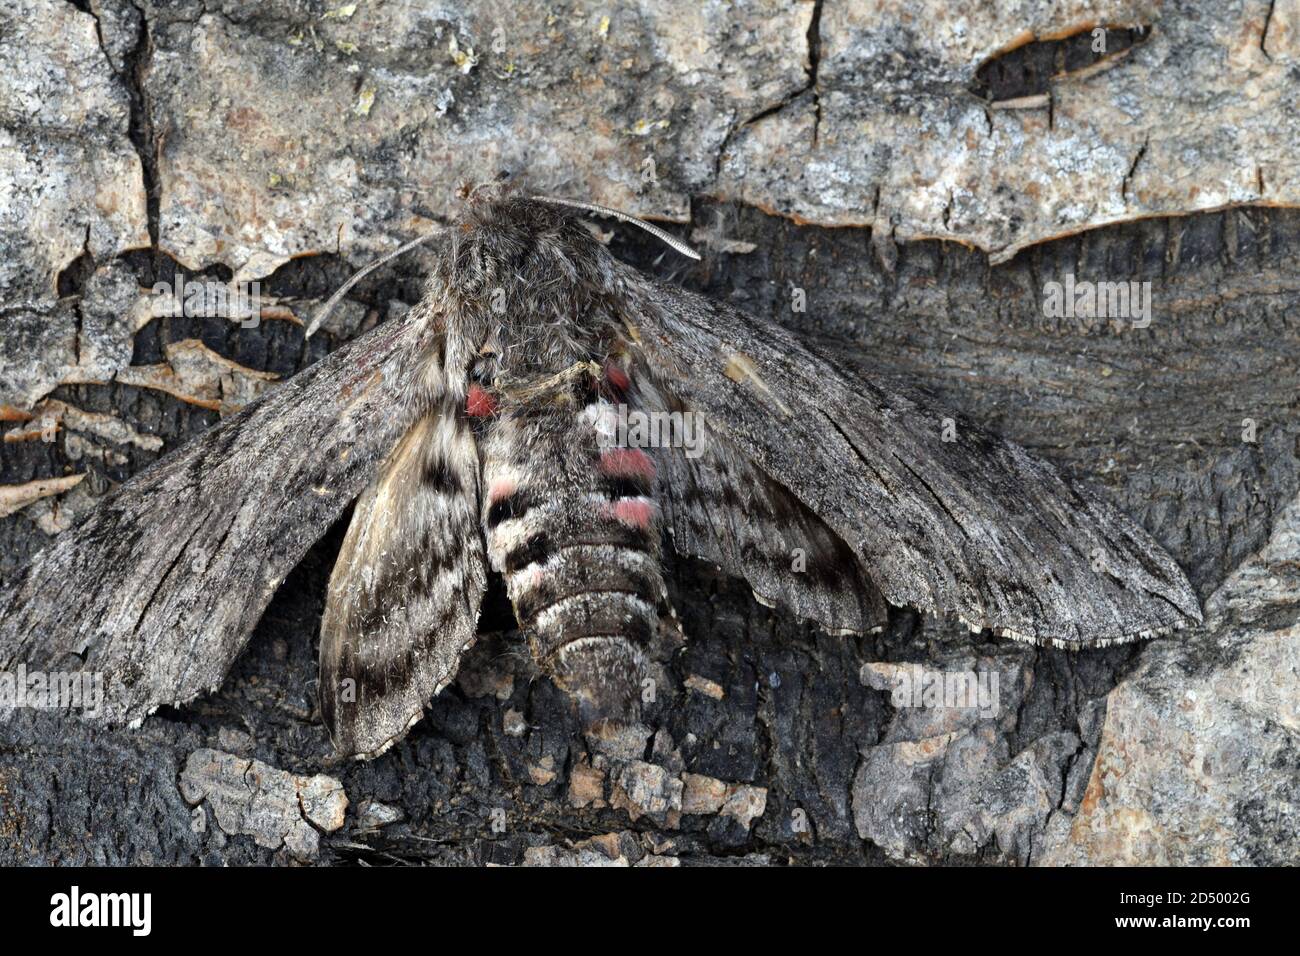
left=636, top=373, right=890, bottom=637
left=0, top=317, right=419, bottom=728
left=617, top=270, right=1202, bottom=646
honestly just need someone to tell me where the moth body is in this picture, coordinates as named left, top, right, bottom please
left=322, top=196, right=669, bottom=751
left=477, top=377, right=667, bottom=723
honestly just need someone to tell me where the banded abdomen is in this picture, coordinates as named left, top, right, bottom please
left=476, top=380, right=667, bottom=721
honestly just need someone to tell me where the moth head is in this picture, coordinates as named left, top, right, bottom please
left=430, top=196, right=631, bottom=377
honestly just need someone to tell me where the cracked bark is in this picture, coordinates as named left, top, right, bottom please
left=1122, top=137, right=1149, bottom=206
left=4, top=200, right=1298, bottom=865
left=1, top=0, right=1297, bottom=866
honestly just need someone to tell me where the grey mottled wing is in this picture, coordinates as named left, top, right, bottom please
left=320, top=412, right=487, bottom=759
left=0, top=315, right=424, bottom=726
left=634, top=378, right=888, bottom=635
left=621, top=274, right=1201, bottom=647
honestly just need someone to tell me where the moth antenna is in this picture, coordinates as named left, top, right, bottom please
left=305, top=229, right=444, bottom=339
left=530, top=195, right=701, bottom=261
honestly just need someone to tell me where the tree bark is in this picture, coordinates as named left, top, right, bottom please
left=1, top=0, right=1296, bottom=866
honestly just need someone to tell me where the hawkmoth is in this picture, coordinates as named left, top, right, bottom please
left=0, top=190, right=1201, bottom=759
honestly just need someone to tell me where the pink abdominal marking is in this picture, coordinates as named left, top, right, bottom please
left=607, top=498, right=655, bottom=529
left=599, top=448, right=656, bottom=481
left=466, top=384, right=497, bottom=417
left=487, top=478, right=517, bottom=503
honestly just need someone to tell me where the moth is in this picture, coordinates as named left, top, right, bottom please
left=0, top=190, right=1201, bottom=758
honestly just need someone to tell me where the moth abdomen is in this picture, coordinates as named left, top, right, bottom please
left=481, top=400, right=668, bottom=723
left=511, top=547, right=662, bottom=622
left=504, top=542, right=662, bottom=722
